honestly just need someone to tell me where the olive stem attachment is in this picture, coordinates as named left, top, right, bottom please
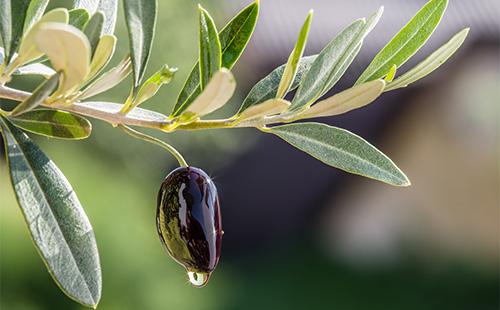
left=118, top=124, right=188, bottom=167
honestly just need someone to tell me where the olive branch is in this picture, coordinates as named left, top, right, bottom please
left=0, top=0, right=468, bottom=308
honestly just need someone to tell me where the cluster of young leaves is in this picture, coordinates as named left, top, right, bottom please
left=0, top=0, right=468, bottom=307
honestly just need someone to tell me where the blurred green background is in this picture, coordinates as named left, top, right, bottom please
left=1, top=0, right=498, bottom=309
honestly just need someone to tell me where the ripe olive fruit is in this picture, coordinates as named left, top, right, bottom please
left=156, top=166, right=222, bottom=287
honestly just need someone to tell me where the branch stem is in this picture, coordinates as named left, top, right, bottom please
left=119, top=124, right=188, bottom=167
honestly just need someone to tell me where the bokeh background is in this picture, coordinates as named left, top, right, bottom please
left=1, top=0, right=499, bottom=309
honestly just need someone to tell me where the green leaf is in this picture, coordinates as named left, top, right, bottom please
left=23, top=0, right=49, bottom=35
left=0, top=0, right=31, bottom=64
left=0, top=117, right=101, bottom=307
left=238, top=55, right=317, bottom=113
left=71, top=0, right=118, bottom=35
left=35, top=22, right=91, bottom=93
left=10, top=72, right=60, bottom=116
left=8, top=109, right=92, bottom=139
left=386, top=28, right=469, bottom=92
left=179, top=68, right=236, bottom=122
left=276, top=10, right=313, bottom=99
left=356, top=0, right=449, bottom=85
left=123, top=0, right=157, bottom=90
left=173, top=1, right=259, bottom=116
left=267, top=122, right=410, bottom=186
left=83, top=11, right=104, bottom=55
left=68, top=8, right=90, bottom=30
left=290, top=7, right=383, bottom=112
left=300, top=79, right=385, bottom=119
left=79, top=56, right=131, bottom=99
left=132, top=64, right=177, bottom=107
left=198, top=5, right=222, bottom=90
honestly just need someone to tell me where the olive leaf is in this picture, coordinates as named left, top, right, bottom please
left=238, top=99, right=290, bottom=121
left=83, top=11, right=104, bottom=55
left=300, top=79, right=385, bottom=119
left=8, top=109, right=92, bottom=139
left=276, top=10, right=313, bottom=99
left=123, top=0, right=157, bottom=91
left=238, top=55, right=317, bottom=113
left=17, top=9, right=69, bottom=65
left=198, top=5, right=222, bottom=90
left=173, top=1, right=259, bottom=116
left=87, top=34, right=116, bottom=80
left=0, top=0, right=31, bottom=64
left=266, top=122, right=410, bottom=186
left=290, top=7, right=383, bottom=112
left=132, top=64, right=177, bottom=107
left=386, top=28, right=469, bottom=92
left=23, top=0, right=49, bottom=35
left=10, top=72, right=60, bottom=116
left=35, top=22, right=91, bottom=93
left=79, top=56, right=131, bottom=99
left=355, top=0, right=448, bottom=84
left=179, top=68, right=236, bottom=122
left=69, top=8, right=90, bottom=30
left=0, top=117, right=101, bottom=308
left=76, top=101, right=168, bottom=123
left=72, top=0, right=117, bottom=34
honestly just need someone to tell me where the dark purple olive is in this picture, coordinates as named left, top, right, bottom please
left=156, top=166, right=222, bottom=287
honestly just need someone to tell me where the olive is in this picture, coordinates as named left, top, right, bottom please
left=156, top=166, right=222, bottom=287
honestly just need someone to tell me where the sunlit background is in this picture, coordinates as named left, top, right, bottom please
left=1, top=0, right=499, bottom=309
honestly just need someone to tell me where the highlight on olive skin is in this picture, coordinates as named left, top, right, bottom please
left=156, top=166, right=223, bottom=287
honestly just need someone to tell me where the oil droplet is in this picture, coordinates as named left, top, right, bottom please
left=187, top=271, right=210, bottom=288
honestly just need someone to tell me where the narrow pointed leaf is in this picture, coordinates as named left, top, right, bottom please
left=356, top=0, right=448, bottom=84
left=173, top=1, right=259, bottom=116
left=0, top=117, right=101, bottom=307
left=0, top=0, right=31, bottom=64
left=10, top=72, right=60, bottom=116
left=87, top=34, right=116, bottom=80
left=97, top=0, right=117, bottom=34
left=83, top=11, right=104, bottom=55
left=267, top=122, right=410, bottom=186
left=133, top=64, right=176, bottom=106
left=198, top=6, right=222, bottom=90
left=238, top=99, right=290, bottom=121
left=386, top=28, right=469, bottom=91
left=23, top=0, right=49, bottom=35
left=68, top=8, right=90, bottom=30
left=239, top=55, right=317, bottom=113
left=181, top=68, right=235, bottom=119
left=35, top=23, right=91, bottom=93
left=74, top=101, right=168, bottom=123
left=277, top=10, right=313, bottom=99
left=384, top=65, right=397, bottom=82
left=8, top=109, right=92, bottom=139
left=290, top=7, right=383, bottom=112
left=300, top=79, right=385, bottom=119
left=79, top=56, right=131, bottom=99
left=123, top=0, right=157, bottom=90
